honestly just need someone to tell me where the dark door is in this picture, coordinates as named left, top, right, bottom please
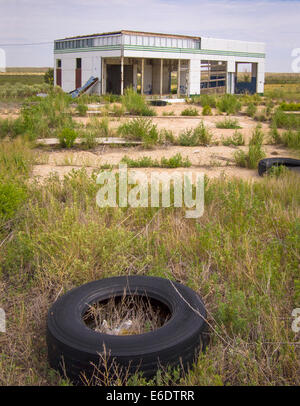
left=56, top=69, right=62, bottom=87
left=124, top=65, right=133, bottom=89
left=106, top=64, right=134, bottom=94
left=76, top=58, right=82, bottom=89
left=106, top=65, right=121, bottom=94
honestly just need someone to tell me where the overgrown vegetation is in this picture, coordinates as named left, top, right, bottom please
left=178, top=122, right=212, bottom=146
left=202, top=105, right=213, bottom=116
left=120, top=153, right=191, bottom=168
left=216, top=94, right=242, bottom=115
left=58, top=128, right=78, bottom=148
left=122, top=87, right=156, bottom=116
left=272, top=109, right=300, bottom=130
left=221, top=131, right=245, bottom=146
left=189, top=94, right=217, bottom=108
left=0, top=138, right=299, bottom=386
left=118, top=117, right=158, bottom=147
left=216, top=118, right=242, bottom=129
left=234, top=125, right=265, bottom=169
left=181, top=107, right=199, bottom=116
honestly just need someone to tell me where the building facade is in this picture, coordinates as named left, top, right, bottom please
left=54, top=30, right=265, bottom=96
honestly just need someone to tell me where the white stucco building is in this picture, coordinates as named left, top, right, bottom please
left=54, top=30, right=265, bottom=96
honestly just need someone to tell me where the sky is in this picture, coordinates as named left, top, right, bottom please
left=0, top=0, right=299, bottom=72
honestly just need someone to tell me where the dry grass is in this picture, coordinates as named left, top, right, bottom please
left=83, top=292, right=171, bottom=335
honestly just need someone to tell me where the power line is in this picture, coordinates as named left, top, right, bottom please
left=0, top=41, right=53, bottom=47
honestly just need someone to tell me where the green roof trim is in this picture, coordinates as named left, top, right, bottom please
left=54, top=44, right=265, bottom=58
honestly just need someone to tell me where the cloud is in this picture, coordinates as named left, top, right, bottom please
left=0, top=0, right=299, bottom=71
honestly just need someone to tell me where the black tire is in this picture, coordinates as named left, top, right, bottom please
left=47, top=275, right=208, bottom=384
left=149, top=100, right=167, bottom=106
left=258, top=157, right=300, bottom=176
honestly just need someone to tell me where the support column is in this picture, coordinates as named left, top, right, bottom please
left=177, top=59, right=181, bottom=97
left=160, top=59, right=163, bottom=97
left=101, top=58, right=105, bottom=95
left=141, top=58, right=144, bottom=95
left=121, top=56, right=124, bottom=96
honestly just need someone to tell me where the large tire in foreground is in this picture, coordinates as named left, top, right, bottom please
left=46, top=275, right=208, bottom=384
left=258, top=157, right=300, bottom=176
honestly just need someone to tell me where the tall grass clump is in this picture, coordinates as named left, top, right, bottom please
left=178, top=122, right=212, bottom=146
left=0, top=139, right=31, bottom=232
left=120, top=153, right=191, bottom=168
left=189, top=94, right=217, bottom=108
left=245, top=103, right=257, bottom=118
left=272, top=109, right=300, bottom=130
left=217, top=94, right=241, bottom=115
left=234, top=125, right=265, bottom=169
left=86, top=117, right=113, bottom=137
left=279, top=130, right=300, bottom=150
left=202, top=105, right=213, bottom=116
left=181, top=107, right=199, bottom=116
left=118, top=117, right=158, bottom=147
left=216, top=118, right=242, bottom=129
left=58, top=128, right=78, bottom=148
left=122, top=87, right=156, bottom=116
left=19, top=89, right=75, bottom=140
left=76, top=103, right=88, bottom=117
left=221, top=131, right=245, bottom=146
left=0, top=117, right=25, bottom=139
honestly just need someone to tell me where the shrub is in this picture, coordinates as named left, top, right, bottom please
left=158, top=129, right=175, bottom=145
left=0, top=117, right=25, bottom=139
left=0, top=182, right=27, bottom=220
left=246, top=103, right=257, bottom=118
left=269, top=125, right=281, bottom=145
left=217, top=94, right=242, bottom=115
left=281, top=129, right=300, bottom=150
left=122, top=87, right=156, bottom=116
left=120, top=153, right=191, bottom=168
left=58, top=128, right=78, bottom=148
left=178, top=122, right=212, bottom=146
left=266, top=165, right=290, bottom=178
left=102, top=93, right=121, bottom=103
left=181, top=107, right=199, bottom=116
left=118, top=117, right=158, bottom=147
left=162, top=111, right=175, bottom=116
left=160, top=153, right=191, bottom=168
left=222, top=131, right=245, bottom=146
left=19, top=90, right=74, bottom=140
left=120, top=155, right=159, bottom=168
left=272, top=109, right=300, bottom=130
left=44, top=68, right=54, bottom=85
left=190, top=94, right=217, bottom=108
left=112, top=104, right=126, bottom=117
left=216, top=118, right=242, bottom=129
left=279, top=102, right=300, bottom=111
left=202, top=105, right=212, bottom=116
left=234, top=125, right=265, bottom=169
left=76, top=104, right=88, bottom=117
left=82, top=131, right=97, bottom=149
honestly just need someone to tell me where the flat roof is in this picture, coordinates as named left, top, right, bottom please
left=57, top=30, right=201, bottom=41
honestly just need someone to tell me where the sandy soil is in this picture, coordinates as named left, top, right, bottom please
left=1, top=101, right=296, bottom=182
left=74, top=105, right=271, bottom=145
left=32, top=144, right=295, bottom=182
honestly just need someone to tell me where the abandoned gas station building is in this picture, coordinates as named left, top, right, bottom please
left=54, top=30, right=265, bottom=96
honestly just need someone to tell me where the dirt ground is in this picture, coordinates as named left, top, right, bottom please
left=32, top=143, right=294, bottom=181
left=1, top=102, right=297, bottom=181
